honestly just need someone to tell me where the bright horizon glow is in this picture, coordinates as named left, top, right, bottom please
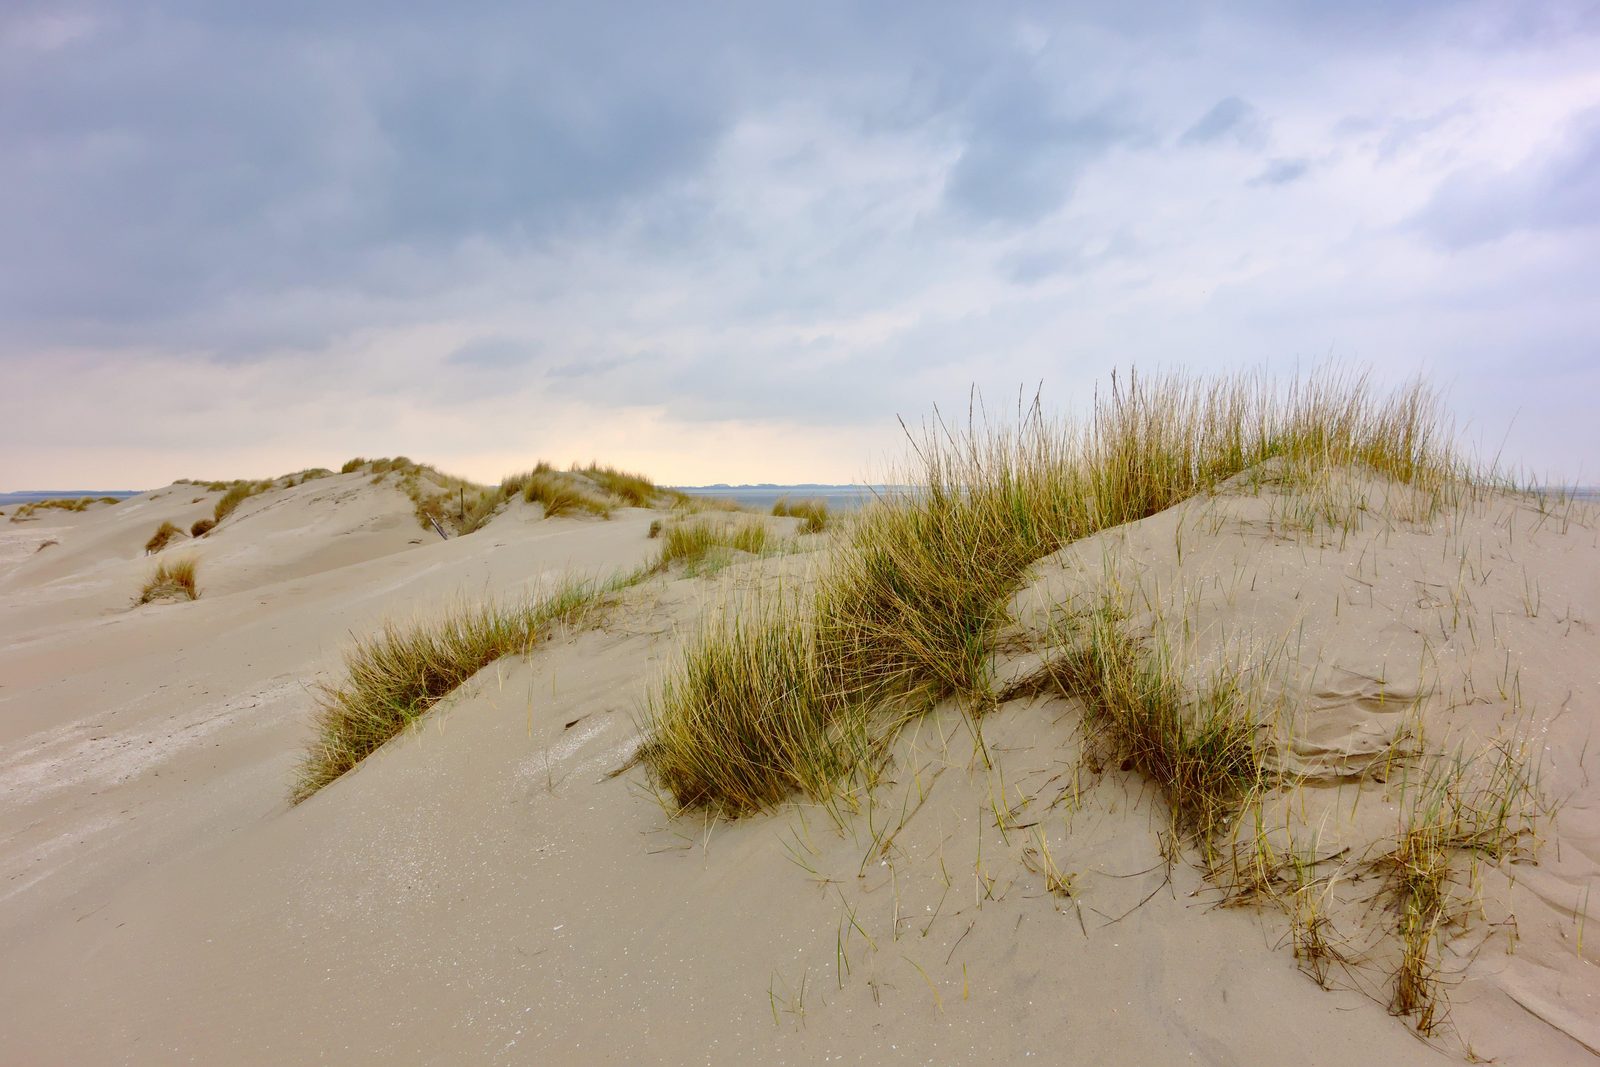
left=5, top=4, right=1599, bottom=489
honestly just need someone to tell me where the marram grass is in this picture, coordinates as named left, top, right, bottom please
left=653, top=518, right=769, bottom=573
left=641, top=368, right=1467, bottom=814
left=144, top=520, right=184, bottom=554
left=772, top=497, right=829, bottom=534
left=293, top=577, right=619, bottom=802
left=137, top=556, right=200, bottom=604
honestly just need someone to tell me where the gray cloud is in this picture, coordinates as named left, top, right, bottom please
left=1250, top=158, right=1311, bottom=186
left=1412, top=107, right=1600, bottom=248
left=1180, top=97, right=1266, bottom=147
left=446, top=337, right=541, bottom=370
left=942, top=68, right=1132, bottom=225
left=3, top=1, right=1599, bottom=484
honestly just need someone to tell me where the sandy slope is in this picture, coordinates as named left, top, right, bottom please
left=0, top=469, right=1594, bottom=1064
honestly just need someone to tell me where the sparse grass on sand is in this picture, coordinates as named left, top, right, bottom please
left=1039, top=598, right=1270, bottom=844
left=136, top=557, right=200, bottom=604
left=293, top=577, right=624, bottom=801
left=641, top=369, right=1463, bottom=813
left=772, top=497, right=829, bottom=534
left=515, top=470, right=613, bottom=518
left=668, top=491, right=747, bottom=514
left=7, top=496, right=118, bottom=522
left=1375, top=744, right=1538, bottom=1031
left=574, top=463, right=659, bottom=507
left=144, top=521, right=184, bottom=554
left=638, top=367, right=1545, bottom=1030
left=213, top=480, right=272, bottom=523
left=653, top=518, right=769, bottom=573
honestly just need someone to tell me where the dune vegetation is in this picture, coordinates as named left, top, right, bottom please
left=212, top=480, right=274, bottom=524
left=144, top=521, right=184, bottom=554
left=510, top=469, right=613, bottom=518
left=336, top=457, right=659, bottom=534
left=7, top=496, right=120, bottom=522
left=293, top=576, right=636, bottom=801
left=639, top=371, right=1466, bottom=814
left=574, top=463, right=660, bottom=507
left=136, top=557, right=200, bottom=604
left=653, top=518, right=770, bottom=573
left=630, top=367, right=1548, bottom=1033
left=771, top=497, right=829, bottom=533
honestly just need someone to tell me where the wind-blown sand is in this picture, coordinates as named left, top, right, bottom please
left=1, top=465, right=1596, bottom=1063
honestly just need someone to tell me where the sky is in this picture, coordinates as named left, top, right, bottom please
left=4, top=1, right=1599, bottom=488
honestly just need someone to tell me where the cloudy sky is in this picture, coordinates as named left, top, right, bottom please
left=4, top=1, right=1598, bottom=488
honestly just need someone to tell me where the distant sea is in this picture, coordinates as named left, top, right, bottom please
left=671, top=484, right=897, bottom=513
left=0, top=489, right=142, bottom=507
left=678, top=483, right=1600, bottom=513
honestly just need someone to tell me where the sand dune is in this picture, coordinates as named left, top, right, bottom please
left=1, top=451, right=1596, bottom=1065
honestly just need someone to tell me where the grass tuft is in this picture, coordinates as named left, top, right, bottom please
left=642, top=368, right=1463, bottom=813
left=190, top=518, right=216, bottom=538
left=293, top=579, right=617, bottom=801
left=1374, top=742, right=1538, bottom=1031
left=574, top=463, right=659, bottom=507
left=213, top=481, right=270, bottom=523
left=520, top=471, right=613, bottom=518
left=1041, top=599, right=1270, bottom=844
left=773, top=497, right=830, bottom=534
left=654, top=518, right=769, bottom=573
left=137, top=556, right=200, bottom=604
left=144, top=521, right=184, bottom=554
left=638, top=595, right=866, bottom=814
left=8, top=496, right=114, bottom=521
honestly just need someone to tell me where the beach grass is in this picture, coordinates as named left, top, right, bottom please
left=137, top=556, right=200, bottom=604
left=1039, top=598, right=1270, bottom=844
left=575, top=463, right=659, bottom=507
left=7, top=496, right=116, bottom=521
left=518, top=471, right=613, bottom=518
left=293, top=577, right=627, bottom=802
left=637, top=593, right=868, bottom=813
left=213, top=480, right=271, bottom=523
left=654, top=518, right=769, bottom=573
left=144, top=521, right=184, bottom=554
left=772, top=497, right=829, bottom=534
left=641, top=368, right=1462, bottom=814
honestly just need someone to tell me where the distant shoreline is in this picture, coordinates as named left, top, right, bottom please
left=0, top=490, right=143, bottom=507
